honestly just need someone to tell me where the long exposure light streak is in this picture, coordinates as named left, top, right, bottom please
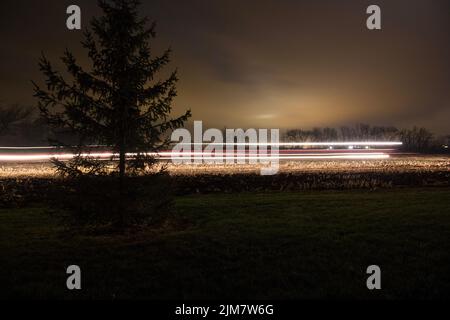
left=0, top=142, right=402, bottom=150
left=190, top=142, right=403, bottom=146
left=0, top=152, right=390, bottom=162
left=0, top=142, right=401, bottom=162
left=160, top=154, right=390, bottom=160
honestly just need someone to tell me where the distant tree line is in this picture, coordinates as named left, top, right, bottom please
left=0, top=103, right=100, bottom=146
left=0, top=104, right=48, bottom=146
left=1, top=106, right=449, bottom=153
left=284, top=124, right=449, bottom=153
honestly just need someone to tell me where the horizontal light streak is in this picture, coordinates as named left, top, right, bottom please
left=0, top=152, right=390, bottom=162
left=161, top=155, right=390, bottom=160
left=0, top=141, right=402, bottom=150
left=0, top=142, right=399, bottom=162
left=0, top=145, right=102, bottom=150
left=0, top=153, right=116, bottom=162
left=189, top=142, right=402, bottom=146
left=0, top=146, right=57, bottom=150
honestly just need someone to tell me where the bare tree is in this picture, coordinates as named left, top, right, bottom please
left=399, top=126, right=433, bottom=151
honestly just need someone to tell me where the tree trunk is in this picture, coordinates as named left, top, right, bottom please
left=118, top=100, right=127, bottom=228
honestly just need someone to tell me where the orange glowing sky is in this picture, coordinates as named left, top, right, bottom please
left=1, top=0, right=449, bottom=133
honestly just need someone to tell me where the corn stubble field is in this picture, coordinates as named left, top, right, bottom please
left=1, top=155, right=449, bottom=206
left=1, top=155, right=449, bottom=178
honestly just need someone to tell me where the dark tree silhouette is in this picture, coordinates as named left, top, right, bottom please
left=33, top=0, right=190, bottom=176
left=399, top=126, right=434, bottom=151
left=32, top=0, right=191, bottom=226
left=0, top=104, right=33, bottom=136
left=283, top=124, right=448, bottom=152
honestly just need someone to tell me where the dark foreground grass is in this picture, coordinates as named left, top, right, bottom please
left=1, top=188, right=450, bottom=299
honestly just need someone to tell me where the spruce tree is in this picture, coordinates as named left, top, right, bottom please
left=34, top=0, right=190, bottom=229
left=33, top=0, right=191, bottom=226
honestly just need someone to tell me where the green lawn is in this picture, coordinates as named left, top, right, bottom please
left=1, top=188, right=450, bottom=299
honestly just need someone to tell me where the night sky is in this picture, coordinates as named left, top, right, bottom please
left=1, top=0, right=449, bottom=133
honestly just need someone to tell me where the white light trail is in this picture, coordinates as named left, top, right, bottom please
left=0, top=141, right=402, bottom=150
left=160, top=154, right=390, bottom=160
left=0, top=153, right=116, bottom=162
left=0, top=141, right=401, bottom=162
left=0, top=152, right=390, bottom=162
left=0, top=145, right=103, bottom=150
left=0, top=146, right=58, bottom=150
left=189, top=142, right=402, bottom=146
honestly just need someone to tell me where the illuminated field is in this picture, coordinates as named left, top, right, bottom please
left=1, top=155, right=449, bottom=178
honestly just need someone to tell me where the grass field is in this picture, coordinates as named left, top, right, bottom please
left=1, top=187, right=450, bottom=299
